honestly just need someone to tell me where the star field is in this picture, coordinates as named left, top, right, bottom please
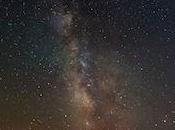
left=0, top=0, right=175, bottom=130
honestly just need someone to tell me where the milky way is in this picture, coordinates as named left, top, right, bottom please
left=63, top=12, right=95, bottom=129
left=52, top=11, right=141, bottom=130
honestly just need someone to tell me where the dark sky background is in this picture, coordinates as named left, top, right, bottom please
left=0, top=0, right=175, bottom=130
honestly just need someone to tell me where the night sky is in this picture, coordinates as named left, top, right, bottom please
left=0, top=0, right=175, bottom=130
